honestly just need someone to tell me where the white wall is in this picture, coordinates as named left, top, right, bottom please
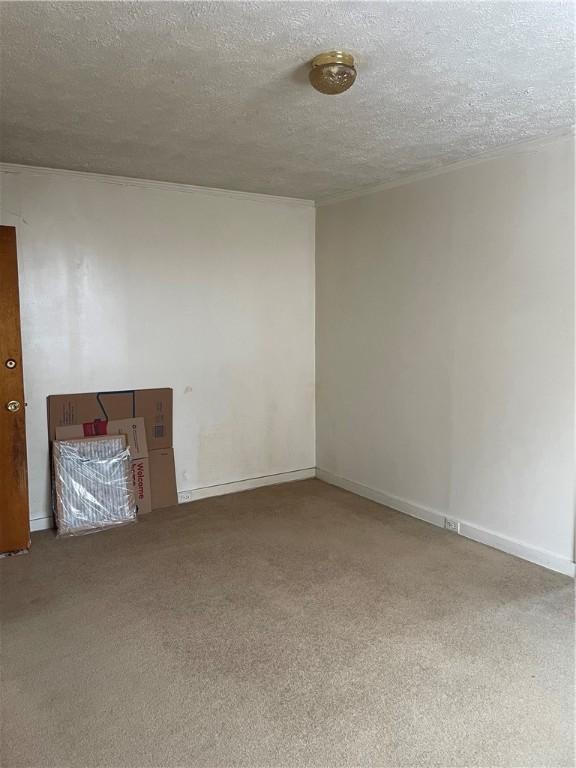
left=0, top=167, right=316, bottom=525
left=1, top=139, right=573, bottom=574
left=316, top=136, right=575, bottom=574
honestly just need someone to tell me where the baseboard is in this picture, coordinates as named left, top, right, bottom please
left=316, top=468, right=446, bottom=528
left=177, top=467, right=316, bottom=504
left=316, top=468, right=575, bottom=577
left=456, top=521, right=575, bottom=577
left=30, top=516, right=53, bottom=532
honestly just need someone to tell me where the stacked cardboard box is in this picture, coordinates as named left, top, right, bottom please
left=47, top=388, right=177, bottom=514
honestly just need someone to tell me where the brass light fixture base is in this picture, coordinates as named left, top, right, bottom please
left=309, top=51, right=357, bottom=95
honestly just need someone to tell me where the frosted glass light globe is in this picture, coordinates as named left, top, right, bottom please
left=309, top=52, right=357, bottom=95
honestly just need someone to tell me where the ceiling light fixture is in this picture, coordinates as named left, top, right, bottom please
left=309, top=51, right=357, bottom=95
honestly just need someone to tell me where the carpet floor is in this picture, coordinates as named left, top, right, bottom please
left=0, top=479, right=573, bottom=768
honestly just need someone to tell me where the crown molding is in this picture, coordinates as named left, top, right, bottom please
left=0, top=162, right=315, bottom=208
left=2, top=128, right=573, bottom=209
left=316, top=128, right=575, bottom=207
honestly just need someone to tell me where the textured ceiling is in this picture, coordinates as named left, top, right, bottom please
left=0, top=1, right=574, bottom=200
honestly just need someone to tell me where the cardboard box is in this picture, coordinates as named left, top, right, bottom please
left=48, top=389, right=176, bottom=513
left=130, top=456, right=152, bottom=516
left=149, top=448, right=178, bottom=510
left=47, top=389, right=172, bottom=451
left=56, top=417, right=149, bottom=460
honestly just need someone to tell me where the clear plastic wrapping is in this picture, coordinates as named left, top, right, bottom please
left=52, top=435, right=137, bottom=537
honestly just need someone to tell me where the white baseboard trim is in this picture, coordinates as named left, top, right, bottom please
left=316, top=468, right=445, bottom=528
left=316, top=468, right=575, bottom=577
left=178, top=467, right=316, bottom=504
left=457, top=521, right=575, bottom=577
left=30, top=516, right=53, bottom=532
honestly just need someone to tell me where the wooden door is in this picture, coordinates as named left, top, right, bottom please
left=0, top=226, right=30, bottom=554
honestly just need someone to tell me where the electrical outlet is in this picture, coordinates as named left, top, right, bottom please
left=178, top=491, right=193, bottom=504
left=444, top=518, right=460, bottom=533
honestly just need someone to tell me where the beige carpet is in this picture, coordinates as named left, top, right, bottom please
left=0, top=479, right=573, bottom=768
